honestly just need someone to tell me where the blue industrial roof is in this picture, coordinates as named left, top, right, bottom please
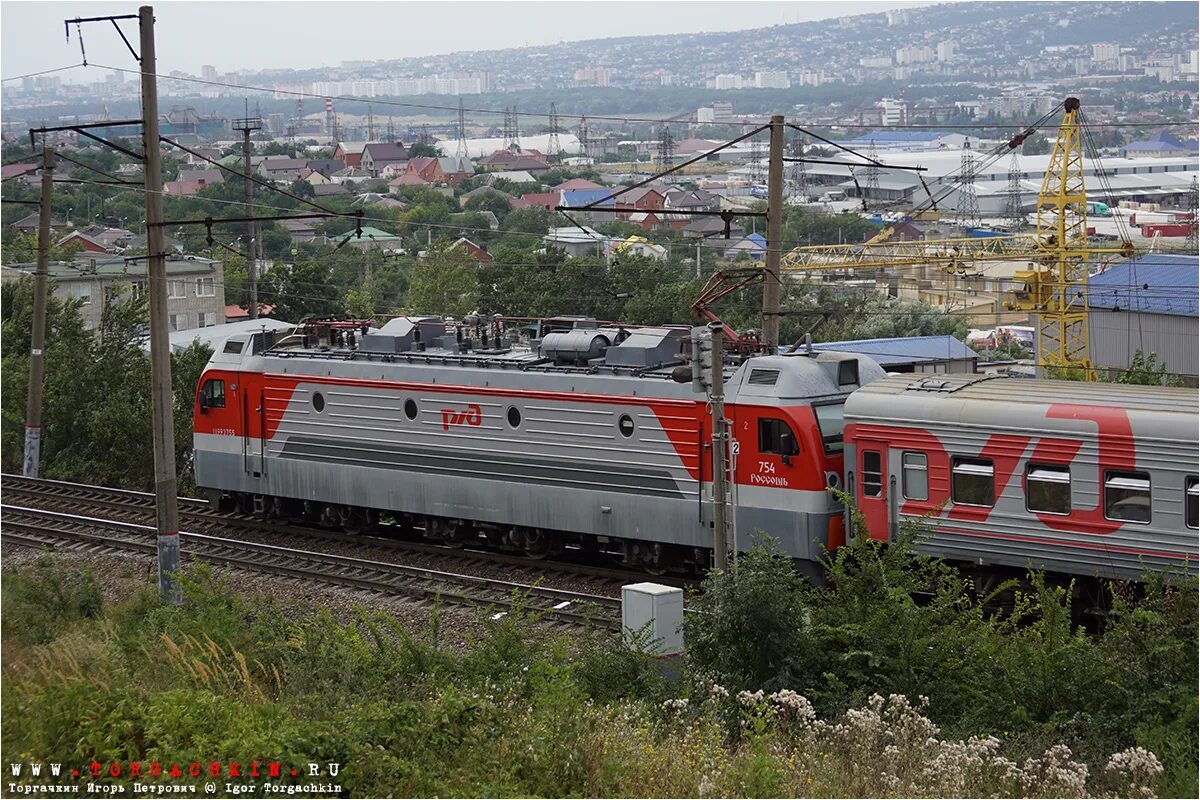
left=1087, top=254, right=1199, bottom=317
left=560, top=189, right=615, bottom=208
left=843, top=131, right=947, bottom=145
left=1122, top=131, right=1196, bottom=152
left=779, top=335, right=977, bottom=366
left=745, top=232, right=767, bottom=247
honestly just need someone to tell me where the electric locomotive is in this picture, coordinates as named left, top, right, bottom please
left=193, top=316, right=883, bottom=575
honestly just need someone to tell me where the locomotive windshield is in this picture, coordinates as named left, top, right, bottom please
left=813, top=402, right=846, bottom=454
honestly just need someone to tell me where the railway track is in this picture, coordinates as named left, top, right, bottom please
left=0, top=474, right=691, bottom=591
left=0, top=504, right=622, bottom=629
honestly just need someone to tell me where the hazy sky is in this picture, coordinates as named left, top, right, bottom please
left=2, top=0, right=933, bottom=79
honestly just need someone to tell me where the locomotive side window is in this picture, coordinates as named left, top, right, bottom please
left=758, top=418, right=798, bottom=456
left=199, top=378, right=225, bottom=410
left=1027, top=464, right=1071, bottom=515
left=1187, top=477, right=1198, bottom=530
left=813, top=402, right=846, bottom=454
left=952, top=457, right=995, bottom=507
left=1104, top=471, right=1151, bottom=524
left=862, top=450, right=883, bottom=498
left=901, top=452, right=928, bottom=501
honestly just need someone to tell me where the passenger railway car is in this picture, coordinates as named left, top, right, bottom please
left=193, top=317, right=884, bottom=574
left=843, top=374, right=1199, bottom=580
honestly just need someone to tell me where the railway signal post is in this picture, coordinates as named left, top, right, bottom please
left=23, top=144, right=54, bottom=478
left=139, top=5, right=182, bottom=604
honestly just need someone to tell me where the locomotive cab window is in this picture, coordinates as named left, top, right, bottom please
left=1027, top=464, right=1071, bottom=515
left=758, top=418, right=798, bottom=457
left=813, top=402, right=846, bottom=454
left=1187, top=477, right=1198, bottom=530
left=901, top=452, right=928, bottom=501
left=199, top=378, right=225, bottom=410
left=862, top=450, right=883, bottom=498
left=952, top=457, right=995, bottom=508
left=1104, top=471, right=1151, bottom=524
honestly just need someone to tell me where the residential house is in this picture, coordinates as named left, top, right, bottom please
left=57, top=230, right=111, bottom=254
left=77, top=226, right=134, bottom=250
left=560, top=188, right=616, bottom=223
left=406, top=156, right=444, bottom=183
left=613, top=235, right=668, bottom=261
left=723, top=232, right=767, bottom=260
left=330, top=166, right=372, bottom=184
left=1, top=163, right=40, bottom=183
left=543, top=226, right=612, bottom=259
left=11, top=213, right=67, bottom=233
left=553, top=178, right=605, bottom=191
left=300, top=168, right=331, bottom=186
left=666, top=188, right=720, bottom=212
left=1120, top=132, right=1198, bottom=159
left=313, top=183, right=350, bottom=198
left=333, top=142, right=368, bottom=167
left=682, top=216, right=744, bottom=239
left=389, top=173, right=429, bottom=189
left=178, top=168, right=224, bottom=185
left=459, top=185, right=513, bottom=209
left=448, top=237, right=494, bottom=264
left=1, top=253, right=225, bottom=332
left=513, top=192, right=560, bottom=211
left=361, top=143, right=409, bottom=177
left=330, top=226, right=405, bottom=252
left=352, top=193, right=407, bottom=210
left=186, top=147, right=221, bottom=165
left=627, top=211, right=667, bottom=231
left=163, top=179, right=211, bottom=197
left=437, top=156, right=476, bottom=186
left=486, top=170, right=538, bottom=185
left=280, top=217, right=317, bottom=245
left=480, top=148, right=549, bottom=171
left=126, top=232, right=184, bottom=253
left=258, top=157, right=310, bottom=182
left=224, top=303, right=276, bottom=323
left=614, top=187, right=665, bottom=219
left=304, top=158, right=345, bottom=177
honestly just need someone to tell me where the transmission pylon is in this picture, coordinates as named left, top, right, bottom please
left=750, top=132, right=763, bottom=184
left=787, top=132, right=810, bottom=202
left=386, top=115, right=396, bottom=144
left=455, top=98, right=468, bottom=159
left=864, top=140, right=880, bottom=210
left=954, top=142, right=980, bottom=229
left=578, top=115, right=589, bottom=159
left=367, top=105, right=374, bottom=141
left=510, top=106, right=520, bottom=149
left=548, top=102, right=561, bottom=159
left=1187, top=175, right=1198, bottom=252
left=657, top=124, right=675, bottom=168
left=1004, top=150, right=1025, bottom=230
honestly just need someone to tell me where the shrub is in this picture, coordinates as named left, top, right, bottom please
left=1, top=556, right=102, bottom=644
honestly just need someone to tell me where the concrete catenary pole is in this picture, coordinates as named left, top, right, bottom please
left=709, top=322, right=729, bottom=571
left=762, top=114, right=785, bottom=352
left=243, top=125, right=258, bottom=319
left=23, top=144, right=55, bottom=477
left=139, top=5, right=181, bottom=604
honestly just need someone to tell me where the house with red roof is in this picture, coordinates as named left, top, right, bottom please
left=448, top=237, right=493, bottom=264
left=512, top=192, right=560, bottom=211
left=57, top=230, right=110, bottom=253
left=553, top=178, right=605, bottom=191
left=406, top=157, right=444, bottom=183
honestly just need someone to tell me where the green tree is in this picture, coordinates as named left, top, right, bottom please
left=406, top=244, right=480, bottom=317
left=407, top=142, right=441, bottom=158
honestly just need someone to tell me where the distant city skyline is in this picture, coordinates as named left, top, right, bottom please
left=2, top=0, right=933, bottom=78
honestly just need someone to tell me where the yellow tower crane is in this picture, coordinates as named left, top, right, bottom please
left=779, top=97, right=1135, bottom=379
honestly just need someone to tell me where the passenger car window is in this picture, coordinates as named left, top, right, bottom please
left=952, top=457, right=995, bottom=507
left=862, top=450, right=882, bottom=498
left=1027, top=464, right=1071, bottom=515
left=1104, top=471, right=1151, bottom=524
left=901, top=452, right=928, bottom=501
left=200, top=378, right=226, bottom=410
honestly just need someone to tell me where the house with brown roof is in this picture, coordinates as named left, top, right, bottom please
left=448, top=237, right=494, bottom=264
left=405, top=157, right=444, bottom=183
left=553, top=178, right=605, bottom=191
left=361, top=143, right=409, bottom=177
left=57, top=230, right=111, bottom=253
left=333, top=142, right=368, bottom=167
left=11, top=213, right=68, bottom=232
left=163, top=179, right=210, bottom=197
left=389, top=173, right=429, bottom=188
left=1, top=163, right=40, bottom=182
left=615, top=187, right=666, bottom=220
left=178, top=168, right=224, bottom=185
left=512, top=192, right=560, bottom=211
left=480, top=148, right=551, bottom=173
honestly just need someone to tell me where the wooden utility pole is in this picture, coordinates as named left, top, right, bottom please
left=23, top=144, right=54, bottom=478
left=709, top=322, right=729, bottom=571
left=139, top=4, right=181, bottom=603
left=762, top=114, right=785, bottom=352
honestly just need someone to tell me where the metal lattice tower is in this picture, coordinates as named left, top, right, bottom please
left=386, top=115, right=396, bottom=144
left=787, top=132, right=810, bottom=201
left=367, top=105, right=374, bottom=141
left=1004, top=150, right=1025, bottom=230
left=750, top=132, right=763, bottom=184
left=511, top=106, right=520, bottom=149
left=864, top=140, right=880, bottom=209
left=419, top=124, right=432, bottom=146
left=548, top=102, right=561, bottom=159
left=954, top=143, right=980, bottom=229
left=1187, top=175, right=1198, bottom=252
left=455, top=98, right=468, bottom=159
left=657, top=124, right=675, bottom=168
left=578, top=115, right=589, bottom=159
left=501, top=108, right=513, bottom=150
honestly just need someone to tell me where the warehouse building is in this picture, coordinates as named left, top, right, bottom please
left=1085, top=253, right=1198, bottom=385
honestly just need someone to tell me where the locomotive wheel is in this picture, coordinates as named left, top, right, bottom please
left=522, top=527, right=561, bottom=560
left=427, top=517, right=466, bottom=548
